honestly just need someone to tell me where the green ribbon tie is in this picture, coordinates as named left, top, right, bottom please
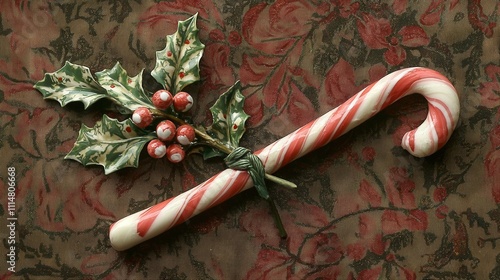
left=224, top=147, right=269, bottom=200
left=224, top=147, right=287, bottom=238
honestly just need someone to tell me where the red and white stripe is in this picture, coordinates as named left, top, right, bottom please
left=109, top=68, right=460, bottom=251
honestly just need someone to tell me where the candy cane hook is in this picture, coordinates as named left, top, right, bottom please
left=109, top=67, right=460, bottom=251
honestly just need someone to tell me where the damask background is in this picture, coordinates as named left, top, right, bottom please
left=1, top=0, right=499, bottom=279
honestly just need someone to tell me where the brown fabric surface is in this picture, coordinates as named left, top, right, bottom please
left=1, top=1, right=499, bottom=279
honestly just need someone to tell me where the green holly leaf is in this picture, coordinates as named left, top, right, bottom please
left=151, top=13, right=205, bottom=94
left=65, top=115, right=155, bottom=174
left=202, top=145, right=226, bottom=160
left=204, top=81, right=249, bottom=159
left=34, top=61, right=108, bottom=109
left=95, top=62, right=155, bottom=111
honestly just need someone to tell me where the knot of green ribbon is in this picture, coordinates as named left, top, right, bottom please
left=224, top=147, right=269, bottom=200
left=224, top=147, right=287, bottom=238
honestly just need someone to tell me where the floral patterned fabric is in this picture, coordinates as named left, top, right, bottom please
left=1, top=0, right=499, bottom=279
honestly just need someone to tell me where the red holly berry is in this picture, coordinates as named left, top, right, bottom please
left=147, top=139, right=167, bottom=158
left=166, top=144, right=185, bottom=163
left=132, top=107, right=153, bottom=128
left=152, top=89, right=173, bottom=110
left=156, top=120, right=176, bottom=142
left=176, top=124, right=195, bottom=145
left=172, top=92, right=193, bottom=112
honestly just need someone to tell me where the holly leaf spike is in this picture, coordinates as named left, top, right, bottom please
left=151, top=13, right=205, bottom=94
left=95, top=62, right=155, bottom=112
left=34, top=61, right=108, bottom=109
left=65, top=115, right=156, bottom=174
left=204, top=81, right=249, bottom=159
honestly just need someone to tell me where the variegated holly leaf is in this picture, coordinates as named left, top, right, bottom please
left=151, top=13, right=205, bottom=94
left=95, top=62, right=155, bottom=111
left=204, top=81, right=249, bottom=160
left=65, top=115, right=155, bottom=174
left=34, top=61, right=107, bottom=109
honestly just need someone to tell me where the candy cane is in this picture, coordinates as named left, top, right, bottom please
left=109, top=67, right=460, bottom=251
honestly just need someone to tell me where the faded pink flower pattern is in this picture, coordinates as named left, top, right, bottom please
left=357, top=13, right=430, bottom=65
left=0, top=1, right=499, bottom=279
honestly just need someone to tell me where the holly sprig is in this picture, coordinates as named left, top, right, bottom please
left=34, top=14, right=207, bottom=173
left=34, top=14, right=293, bottom=236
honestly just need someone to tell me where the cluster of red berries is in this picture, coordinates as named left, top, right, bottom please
left=131, top=89, right=195, bottom=163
